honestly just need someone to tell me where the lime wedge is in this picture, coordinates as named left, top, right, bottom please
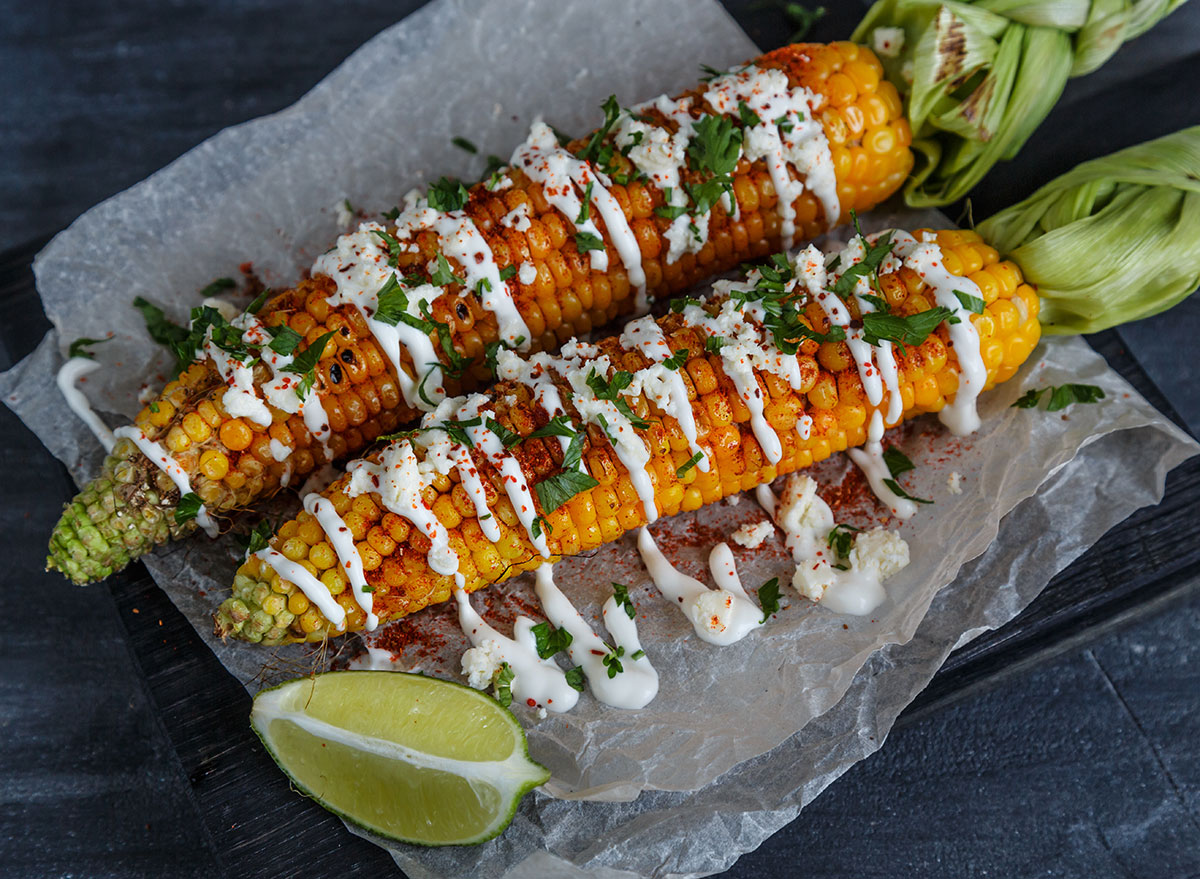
left=250, top=671, right=549, bottom=846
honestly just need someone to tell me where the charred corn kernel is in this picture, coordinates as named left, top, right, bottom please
left=220, top=230, right=1037, bottom=645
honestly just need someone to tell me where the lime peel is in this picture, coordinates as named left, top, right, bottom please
left=251, top=670, right=550, bottom=847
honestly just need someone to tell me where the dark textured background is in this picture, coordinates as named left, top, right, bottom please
left=2, top=2, right=1198, bottom=877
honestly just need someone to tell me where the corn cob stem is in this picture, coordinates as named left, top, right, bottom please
left=216, top=229, right=1039, bottom=645
left=49, top=41, right=914, bottom=585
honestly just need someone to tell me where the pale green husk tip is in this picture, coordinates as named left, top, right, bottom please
left=852, top=0, right=1189, bottom=207
left=976, top=126, right=1200, bottom=334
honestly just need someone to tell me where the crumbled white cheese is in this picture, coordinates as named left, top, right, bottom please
left=947, top=471, right=963, bottom=495
left=776, top=475, right=833, bottom=543
left=731, top=519, right=774, bottom=549
left=518, top=261, right=538, bottom=285
left=537, top=707, right=548, bottom=720
left=335, top=198, right=354, bottom=228
left=268, top=438, right=292, bottom=462
left=872, top=26, right=905, bottom=58
left=689, top=589, right=737, bottom=635
left=500, top=202, right=531, bottom=231
left=200, top=296, right=241, bottom=322
left=848, top=528, right=910, bottom=581
left=792, top=558, right=835, bottom=602
left=461, top=639, right=505, bottom=691
left=726, top=494, right=741, bottom=506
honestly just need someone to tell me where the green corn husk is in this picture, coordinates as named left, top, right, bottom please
left=976, top=126, right=1200, bottom=333
left=852, top=0, right=1189, bottom=207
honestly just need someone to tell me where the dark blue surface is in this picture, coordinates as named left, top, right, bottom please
left=1, top=2, right=1198, bottom=877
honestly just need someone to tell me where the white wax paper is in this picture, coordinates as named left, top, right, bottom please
left=1, top=1, right=1196, bottom=877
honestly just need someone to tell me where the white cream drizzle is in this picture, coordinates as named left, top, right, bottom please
left=534, top=566, right=658, bottom=710
left=636, top=527, right=766, bottom=645
left=455, top=587, right=580, bottom=714
left=302, top=493, right=378, bottom=631
left=253, top=547, right=347, bottom=631
left=847, top=410, right=919, bottom=520
left=313, top=223, right=446, bottom=411
left=427, top=211, right=530, bottom=350
left=344, top=438, right=463, bottom=584
left=898, top=232, right=988, bottom=435
left=57, top=357, right=115, bottom=452
left=757, top=475, right=909, bottom=616
left=112, top=426, right=218, bottom=538
left=618, top=316, right=708, bottom=471
left=238, top=317, right=331, bottom=448
left=511, top=120, right=648, bottom=312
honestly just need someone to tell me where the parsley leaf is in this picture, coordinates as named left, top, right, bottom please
left=687, top=115, right=743, bottom=178
left=662, top=348, right=689, bottom=370
left=953, top=289, right=985, bottom=314
left=435, top=416, right=482, bottom=448
left=244, top=287, right=272, bottom=315
left=528, top=415, right=577, bottom=440
left=531, top=622, right=573, bottom=660
left=485, top=416, right=522, bottom=448
left=757, top=576, right=782, bottom=622
left=373, top=274, right=414, bottom=327
left=826, top=523, right=862, bottom=559
left=585, top=369, right=649, bottom=429
left=372, top=229, right=403, bottom=267
left=235, top=520, right=275, bottom=556
left=883, top=478, right=934, bottom=505
left=429, top=253, right=466, bottom=287
left=198, top=277, right=236, bottom=298
left=737, top=100, right=761, bottom=128
left=576, top=181, right=593, bottom=224
left=451, top=136, right=477, bottom=154
left=265, top=325, right=303, bottom=356
left=531, top=515, right=553, bottom=540
left=564, top=666, right=585, bottom=691
left=575, top=231, right=605, bottom=254
left=175, top=492, right=204, bottom=526
left=427, top=176, right=470, bottom=212
left=882, top=446, right=914, bottom=478
left=676, top=451, right=705, bottom=478
left=493, top=662, right=514, bottom=707
left=859, top=293, right=890, bottom=313
left=611, top=583, right=636, bottom=620
left=576, top=95, right=622, bottom=164
left=68, top=336, right=111, bottom=359
left=602, top=644, right=625, bottom=678
left=534, top=434, right=599, bottom=513
left=282, top=330, right=337, bottom=398
left=861, top=306, right=954, bottom=350
left=705, top=335, right=727, bottom=354
left=1013, top=384, right=1106, bottom=411
left=830, top=228, right=894, bottom=299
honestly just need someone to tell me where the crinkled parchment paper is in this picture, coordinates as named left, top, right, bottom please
left=2, top=1, right=1196, bottom=877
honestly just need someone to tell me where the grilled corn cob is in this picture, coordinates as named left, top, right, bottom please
left=216, top=229, right=1038, bottom=644
left=48, top=41, right=914, bottom=585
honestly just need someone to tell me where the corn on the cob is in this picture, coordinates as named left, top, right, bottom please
left=48, top=41, right=914, bottom=585
left=215, top=228, right=1039, bottom=644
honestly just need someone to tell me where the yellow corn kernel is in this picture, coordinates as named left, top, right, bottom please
left=199, top=450, right=230, bottom=480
